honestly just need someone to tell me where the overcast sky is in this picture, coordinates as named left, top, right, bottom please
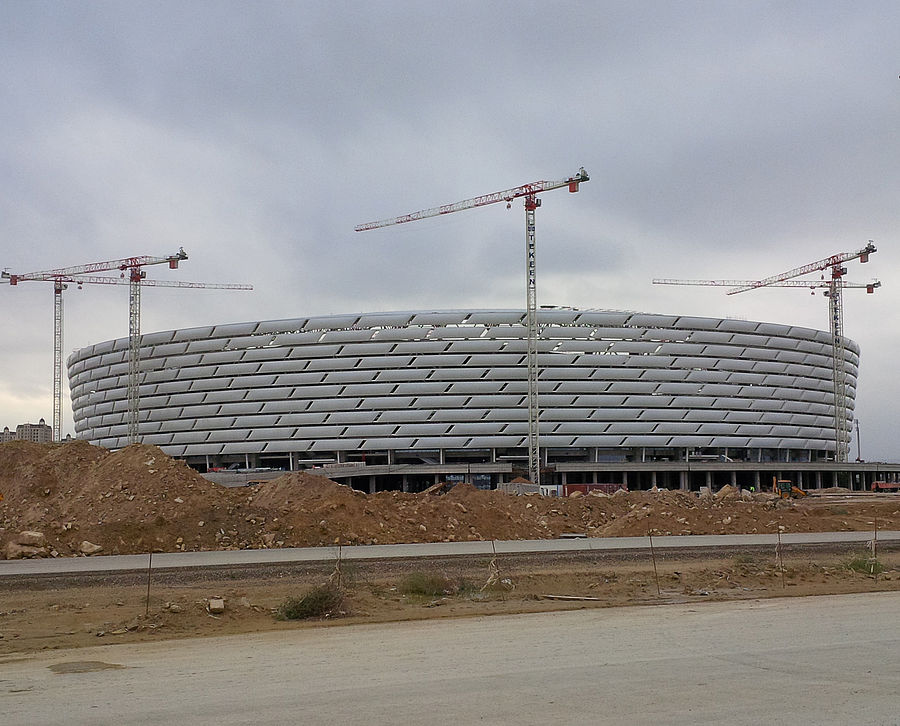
left=1, top=1, right=898, bottom=459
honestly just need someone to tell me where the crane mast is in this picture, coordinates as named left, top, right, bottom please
left=826, top=266, right=850, bottom=462
left=524, top=194, right=540, bottom=485
left=357, top=168, right=589, bottom=486
left=653, top=241, right=878, bottom=463
left=53, top=281, right=64, bottom=440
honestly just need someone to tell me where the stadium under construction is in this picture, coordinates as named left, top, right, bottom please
left=67, top=308, right=900, bottom=493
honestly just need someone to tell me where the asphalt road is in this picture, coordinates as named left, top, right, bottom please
left=2, top=591, right=898, bottom=725
left=1, top=530, right=896, bottom=577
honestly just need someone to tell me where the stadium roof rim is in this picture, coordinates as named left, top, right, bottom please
left=68, top=307, right=845, bottom=360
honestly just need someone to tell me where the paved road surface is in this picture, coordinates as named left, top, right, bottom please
left=2, top=530, right=896, bottom=577
left=2, top=591, right=898, bottom=725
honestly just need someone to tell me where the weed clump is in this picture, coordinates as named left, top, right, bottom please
left=845, top=553, right=884, bottom=576
left=399, top=572, right=456, bottom=597
left=277, top=584, right=343, bottom=620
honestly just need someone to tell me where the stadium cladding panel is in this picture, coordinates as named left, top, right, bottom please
left=68, top=308, right=857, bottom=482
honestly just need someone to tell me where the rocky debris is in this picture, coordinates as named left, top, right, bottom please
left=5, top=542, right=48, bottom=559
left=79, top=541, right=103, bottom=555
left=207, top=598, right=225, bottom=614
left=16, top=530, right=46, bottom=547
left=2, top=531, right=52, bottom=559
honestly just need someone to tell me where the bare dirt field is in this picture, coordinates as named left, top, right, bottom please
left=2, top=546, right=899, bottom=656
left=2, top=440, right=899, bottom=657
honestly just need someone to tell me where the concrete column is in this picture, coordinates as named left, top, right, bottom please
left=815, top=471, right=822, bottom=489
left=401, top=475, right=408, bottom=493
left=651, top=471, right=657, bottom=488
left=561, top=472, right=568, bottom=486
left=622, top=471, right=628, bottom=489
left=368, top=476, right=376, bottom=494
left=730, top=471, right=737, bottom=487
left=705, top=471, right=712, bottom=489
left=754, top=471, right=760, bottom=490
left=680, top=470, right=688, bottom=491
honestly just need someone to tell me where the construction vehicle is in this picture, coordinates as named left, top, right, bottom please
left=773, top=477, right=808, bottom=498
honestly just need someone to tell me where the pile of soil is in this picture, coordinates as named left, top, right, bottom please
left=2, top=441, right=899, bottom=558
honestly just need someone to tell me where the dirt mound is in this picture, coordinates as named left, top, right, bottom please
left=250, top=471, right=363, bottom=509
left=3, top=442, right=900, bottom=558
left=0, top=441, right=247, bottom=556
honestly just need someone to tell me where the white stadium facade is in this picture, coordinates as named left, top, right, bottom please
left=67, top=308, right=896, bottom=492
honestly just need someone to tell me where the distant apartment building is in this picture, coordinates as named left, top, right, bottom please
left=1, top=418, right=53, bottom=443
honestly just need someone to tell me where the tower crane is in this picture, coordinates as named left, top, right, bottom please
left=3, top=249, right=252, bottom=445
left=356, top=168, right=589, bottom=487
left=3, top=250, right=188, bottom=442
left=652, top=241, right=877, bottom=463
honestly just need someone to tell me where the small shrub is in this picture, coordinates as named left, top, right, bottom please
left=400, top=572, right=455, bottom=597
left=845, top=554, right=884, bottom=576
left=277, top=584, right=343, bottom=620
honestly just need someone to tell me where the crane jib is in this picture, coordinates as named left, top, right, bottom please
left=355, top=168, right=589, bottom=232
